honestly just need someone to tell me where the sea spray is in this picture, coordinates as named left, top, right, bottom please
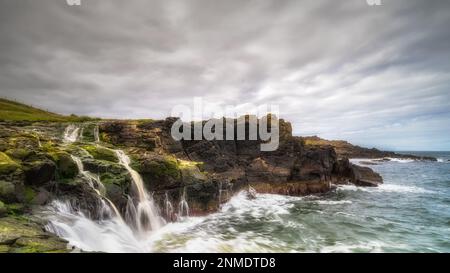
left=115, top=150, right=165, bottom=233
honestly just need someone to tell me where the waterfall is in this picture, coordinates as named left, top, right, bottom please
left=94, top=125, right=100, bottom=142
left=71, top=155, right=123, bottom=221
left=164, top=192, right=174, bottom=221
left=218, top=181, right=232, bottom=205
left=45, top=201, right=149, bottom=253
left=178, top=188, right=190, bottom=218
left=63, top=125, right=80, bottom=143
left=115, top=150, right=165, bottom=233
left=79, top=127, right=84, bottom=142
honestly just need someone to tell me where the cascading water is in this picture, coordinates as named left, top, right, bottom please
left=63, top=125, right=80, bottom=143
left=70, top=155, right=123, bottom=220
left=115, top=150, right=165, bottom=234
left=94, top=125, right=100, bottom=142
left=164, top=192, right=174, bottom=221
left=44, top=201, right=150, bottom=253
left=178, top=188, right=190, bottom=218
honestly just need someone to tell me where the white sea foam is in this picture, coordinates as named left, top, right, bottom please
left=319, top=241, right=397, bottom=253
left=387, top=158, right=415, bottom=163
left=313, top=200, right=353, bottom=205
left=337, top=184, right=435, bottom=194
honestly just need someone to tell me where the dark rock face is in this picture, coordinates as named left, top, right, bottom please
left=0, top=117, right=384, bottom=225
left=23, top=159, right=56, bottom=186
left=303, top=136, right=437, bottom=161
left=98, top=116, right=383, bottom=218
left=332, top=158, right=383, bottom=186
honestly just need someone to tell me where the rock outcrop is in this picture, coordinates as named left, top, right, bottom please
left=0, top=115, right=384, bottom=252
left=303, top=136, right=437, bottom=161
left=98, top=116, right=383, bottom=215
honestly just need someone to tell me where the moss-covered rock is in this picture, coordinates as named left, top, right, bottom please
left=134, top=155, right=181, bottom=179
left=4, top=203, right=26, bottom=216
left=5, top=148, right=32, bottom=161
left=0, top=152, right=20, bottom=174
left=48, top=151, right=78, bottom=179
left=22, top=159, right=56, bottom=186
left=0, top=201, right=6, bottom=217
left=0, top=216, right=70, bottom=253
left=24, top=186, right=37, bottom=203
left=178, top=160, right=207, bottom=185
left=82, top=145, right=118, bottom=162
left=0, top=180, right=16, bottom=203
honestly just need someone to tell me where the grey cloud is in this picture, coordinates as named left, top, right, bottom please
left=0, top=0, right=449, bottom=150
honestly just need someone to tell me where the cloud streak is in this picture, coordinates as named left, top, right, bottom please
left=0, top=0, right=449, bottom=150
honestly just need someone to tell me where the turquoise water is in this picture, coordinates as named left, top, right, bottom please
left=149, top=152, right=450, bottom=253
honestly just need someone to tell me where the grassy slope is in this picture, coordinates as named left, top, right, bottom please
left=0, top=98, right=95, bottom=122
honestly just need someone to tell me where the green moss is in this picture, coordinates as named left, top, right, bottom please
left=48, top=151, right=78, bottom=179
left=0, top=200, right=6, bottom=217
left=5, top=148, right=31, bottom=160
left=5, top=203, right=26, bottom=216
left=0, top=245, right=9, bottom=253
left=24, top=187, right=36, bottom=203
left=0, top=217, right=69, bottom=253
left=11, top=237, right=69, bottom=253
left=100, top=132, right=111, bottom=143
left=100, top=172, right=128, bottom=187
left=0, top=152, right=20, bottom=174
left=0, top=181, right=15, bottom=201
left=82, top=145, right=118, bottom=163
left=136, top=156, right=181, bottom=179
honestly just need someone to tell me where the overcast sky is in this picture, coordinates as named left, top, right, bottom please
left=1, top=0, right=449, bottom=150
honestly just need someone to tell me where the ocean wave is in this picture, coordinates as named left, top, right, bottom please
left=350, top=158, right=417, bottom=165
left=386, top=158, right=415, bottom=163
left=378, top=184, right=436, bottom=194
left=318, top=241, right=407, bottom=253
left=313, top=200, right=353, bottom=205
left=337, top=184, right=435, bottom=194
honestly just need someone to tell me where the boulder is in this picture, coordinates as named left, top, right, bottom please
left=0, top=216, right=69, bottom=253
left=333, top=158, right=383, bottom=186
left=0, top=181, right=16, bottom=203
left=23, top=159, right=56, bottom=186
left=350, top=164, right=383, bottom=187
left=48, top=151, right=78, bottom=179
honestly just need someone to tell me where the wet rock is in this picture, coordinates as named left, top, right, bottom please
left=0, top=216, right=69, bottom=253
left=82, top=145, right=118, bottom=163
left=48, top=151, right=78, bottom=179
left=0, top=201, right=6, bottom=217
left=350, top=165, right=383, bottom=187
left=0, top=181, right=16, bottom=203
left=333, top=158, right=383, bottom=187
left=23, top=159, right=56, bottom=186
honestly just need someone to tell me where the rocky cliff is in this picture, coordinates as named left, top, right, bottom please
left=303, top=136, right=437, bottom=161
left=0, top=115, right=383, bottom=252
